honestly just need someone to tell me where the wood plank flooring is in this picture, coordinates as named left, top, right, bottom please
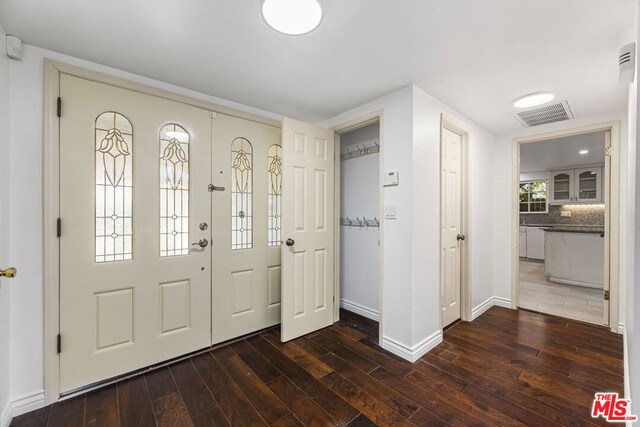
left=11, top=307, right=623, bottom=426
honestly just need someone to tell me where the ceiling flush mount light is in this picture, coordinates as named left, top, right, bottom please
left=579, top=149, right=589, bottom=155
left=261, top=0, right=323, bottom=35
left=513, top=92, right=555, bottom=109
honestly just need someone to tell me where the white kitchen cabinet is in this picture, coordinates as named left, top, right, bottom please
left=549, top=166, right=603, bottom=204
left=574, top=167, right=602, bottom=203
left=525, top=227, right=545, bottom=260
left=549, top=170, right=573, bottom=203
left=519, top=228, right=527, bottom=257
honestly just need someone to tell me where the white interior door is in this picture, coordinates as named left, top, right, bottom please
left=211, top=113, right=282, bottom=343
left=281, top=118, right=335, bottom=342
left=441, top=127, right=462, bottom=327
left=59, top=75, right=212, bottom=393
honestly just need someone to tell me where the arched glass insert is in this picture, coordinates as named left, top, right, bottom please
left=160, top=124, right=190, bottom=257
left=95, top=112, right=133, bottom=263
left=231, top=137, right=253, bottom=250
left=267, top=144, right=282, bottom=247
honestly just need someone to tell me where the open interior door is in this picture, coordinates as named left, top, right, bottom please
left=281, top=118, right=335, bottom=342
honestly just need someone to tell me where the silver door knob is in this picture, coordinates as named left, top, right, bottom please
left=285, top=238, right=295, bottom=247
left=192, top=238, right=209, bottom=248
left=456, top=234, right=466, bottom=241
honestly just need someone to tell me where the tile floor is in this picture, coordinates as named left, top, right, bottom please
left=519, top=259, right=604, bottom=325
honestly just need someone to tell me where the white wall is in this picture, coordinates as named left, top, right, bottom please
left=627, top=0, right=639, bottom=408
left=492, top=111, right=629, bottom=323
left=339, top=123, right=380, bottom=319
left=0, top=25, right=13, bottom=427
left=322, top=85, right=497, bottom=357
left=7, top=43, right=283, bottom=407
left=520, top=171, right=548, bottom=182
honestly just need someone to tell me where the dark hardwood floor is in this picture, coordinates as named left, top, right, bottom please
left=12, top=306, right=623, bottom=426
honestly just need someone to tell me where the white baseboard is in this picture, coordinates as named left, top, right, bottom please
left=381, top=329, right=443, bottom=363
left=471, top=296, right=512, bottom=320
left=0, top=401, right=11, bottom=427
left=340, top=299, right=379, bottom=321
left=10, top=390, right=45, bottom=418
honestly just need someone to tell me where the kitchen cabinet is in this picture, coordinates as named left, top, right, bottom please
left=549, top=166, right=603, bottom=204
left=545, top=230, right=604, bottom=288
left=525, top=227, right=545, bottom=260
left=519, top=227, right=527, bottom=257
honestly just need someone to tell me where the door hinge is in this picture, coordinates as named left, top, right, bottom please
left=57, top=218, right=62, bottom=238
left=604, top=290, right=610, bottom=301
left=605, top=146, right=612, bottom=157
left=57, top=334, right=61, bottom=354
left=57, top=97, right=62, bottom=118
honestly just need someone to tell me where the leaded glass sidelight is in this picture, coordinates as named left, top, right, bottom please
left=267, top=144, right=282, bottom=247
left=160, top=124, right=190, bottom=257
left=231, top=137, right=253, bottom=250
left=95, top=112, right=133, bottom=263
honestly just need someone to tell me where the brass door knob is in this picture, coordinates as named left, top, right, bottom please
left=0, top=267, right=17, bottom=278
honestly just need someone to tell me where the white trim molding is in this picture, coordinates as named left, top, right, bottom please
left=381, top=330, right=443, bottom=363
left=340, top=299, right=380, bottom=321
left=10, top=390, right=45, bottom=418
left=1, top=401, right=11, bottom=427
left=471, top=296, right=513, bottom=321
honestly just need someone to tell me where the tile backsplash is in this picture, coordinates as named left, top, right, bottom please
left=520, top=204, right=604, bottom=226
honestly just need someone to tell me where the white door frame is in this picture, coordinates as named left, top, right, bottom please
left=440, top=116, right=471, bottom=326
left=511, top=121, right=620, bottom=333
left=43, top=59, right=281, bottom=404
left=330, top=111, right=384, bottom=345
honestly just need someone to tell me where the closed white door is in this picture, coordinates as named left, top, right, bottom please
left=441, top=127, right=462, bottom=327
left=59, top=75, right=212, bottom=393
left=281, top=118, right=335, bottom=342
left=211, top=113, right=282, bottom=343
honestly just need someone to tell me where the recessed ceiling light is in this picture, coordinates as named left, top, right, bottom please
left=579, top=149, right=589, bottom=155
left=261, top=0, right=323, bottom=35
left=513, top=92, right=555, bottom=109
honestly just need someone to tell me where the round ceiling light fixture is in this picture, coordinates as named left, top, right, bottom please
left=261, top=0, right=323, bottom=35
left=513, top=92, right=555, bottom=109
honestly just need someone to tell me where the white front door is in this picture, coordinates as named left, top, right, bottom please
left=211, top=113, right=282, bottom=343
left=59, top=75, right=212, bottom=393
left=441, top=127, right=462, bottom=327
left=281, top=118, right=335, bottom=342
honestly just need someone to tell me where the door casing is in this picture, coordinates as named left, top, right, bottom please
left=511, top=122, right=621, bottom=332
left=440, top=116, right=471, bottom=327
left=43, top=59, right=284, bottom=404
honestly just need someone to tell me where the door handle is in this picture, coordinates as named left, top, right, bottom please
left=285, top=238, right=295, bottom=247
left=456, top=234, right=466, bottom=241
left=192, top=239, right=209, bottom=248
left=0, top=267, right=17, bottom=278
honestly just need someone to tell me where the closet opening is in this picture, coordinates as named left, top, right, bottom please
left=335, top=120, right=382, bottom=343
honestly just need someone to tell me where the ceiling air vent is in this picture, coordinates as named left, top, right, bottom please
left=511, top=100, right=574, bottom=128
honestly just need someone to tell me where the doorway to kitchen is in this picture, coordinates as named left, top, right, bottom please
left=512, top=123, right=620, bottom=330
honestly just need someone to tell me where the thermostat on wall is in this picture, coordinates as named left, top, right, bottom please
left=383, top=171, right=399, bottom=186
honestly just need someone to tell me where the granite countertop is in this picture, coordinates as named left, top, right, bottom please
left=524, top=225, right=604, bottom=234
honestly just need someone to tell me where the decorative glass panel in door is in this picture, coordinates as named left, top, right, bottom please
left=268, top=144, right=282, bottom=247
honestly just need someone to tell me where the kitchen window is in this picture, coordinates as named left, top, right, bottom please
left=520, top=180, right=548, bottom=213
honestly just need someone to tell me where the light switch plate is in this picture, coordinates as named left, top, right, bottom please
left=384, top=205, right=397, bottom=220
left=561, top=210, right=571, bottom=217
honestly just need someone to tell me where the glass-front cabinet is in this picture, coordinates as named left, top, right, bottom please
left=548, top=166, right=603, bottom=204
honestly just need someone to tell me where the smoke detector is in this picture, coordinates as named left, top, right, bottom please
left=510, top=100, right=575, bottom=128
left=619, top=43, right=635, bottom=85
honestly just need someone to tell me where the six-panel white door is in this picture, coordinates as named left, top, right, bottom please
left=441, top=127, right=462, bottom=327
left=59, top=75, right=212, bottom=393
left=211, top=113, right=282, bottom=343
left=281, top=118, right=335, bottom=342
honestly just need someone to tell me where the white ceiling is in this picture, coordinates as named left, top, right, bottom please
left=520, top=131, right=606, bottom=172
left=0, top=0, right=634, bottom=134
